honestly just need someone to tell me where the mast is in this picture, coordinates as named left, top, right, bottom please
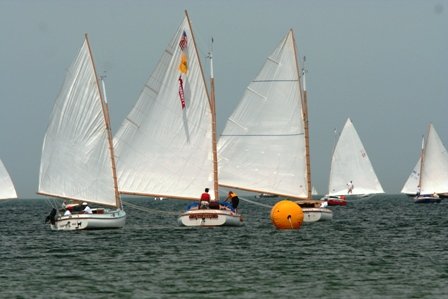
left=208, top=38, right=219, bottom=200
left=184, top=10, right=219, bottom=200
left=85, top=34, right=121, bottom=209
left=292, top=30, right=312, bottom=200
left=417, top=126, right=428, bottom=193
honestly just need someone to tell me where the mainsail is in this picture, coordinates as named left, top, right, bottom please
left=0, top=159, right=17, bottom=200
left=328, top=118, right=384, bottom=196
left=113, top=12, right=215, bottom=200
left=38, top=37, right=119, bottom=207
left=401, top=157, right=421, bottom=195
left=218, top=30, right=308, bottom=199
left=419, top=124, right=448, bottom=194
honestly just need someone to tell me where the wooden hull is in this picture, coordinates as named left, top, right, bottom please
left=302, top=208, right=333, bottom=223
left=50, top=209, right=126, bottom=230
left=178, top=208, right=244, bottom=227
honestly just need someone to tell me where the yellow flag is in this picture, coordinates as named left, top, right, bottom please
left=179, top=53, right=188, bottom=74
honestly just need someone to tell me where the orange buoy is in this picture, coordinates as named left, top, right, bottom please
left=270, top=200, right=304, bottom=229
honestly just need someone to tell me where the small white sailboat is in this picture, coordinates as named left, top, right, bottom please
left=38, top=35, right=126, bottom=230
left=323, top=118, right=384, bottom=201
left=113, top=11, right=242, bottom=227
left=217, top=30, right=332, bottom=223
left=401, top=158, right=421, bottom=197
left=410, top=124, right=448, bottom=203
left=0, top=159, right=17, bottom=200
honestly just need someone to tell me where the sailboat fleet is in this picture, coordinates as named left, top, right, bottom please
left=0, top=11, right=442, bottom=231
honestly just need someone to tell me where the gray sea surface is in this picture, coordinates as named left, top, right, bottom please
left=1, top=194, right=447, bottom=298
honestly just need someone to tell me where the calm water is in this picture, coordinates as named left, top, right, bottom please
left=1, top=194, right=447, bottom=298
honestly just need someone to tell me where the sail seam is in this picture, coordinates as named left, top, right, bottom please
left=252, top=79, right=298, bottom=82
left=221, top=133, right=304, bottom=137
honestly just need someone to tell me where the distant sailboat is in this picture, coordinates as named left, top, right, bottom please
left=411, top=124, right=448, bottom=203
left=401, top=156, right=421, bottom=197
left=324, top=118, right=384, bottom=201
left=218, top=30, right=332, bottom=222
left=0, top=159, right=17, bottom=200
left=38, top=35, right=126, bottom=230
left=113, top=11, right=243, bottom=226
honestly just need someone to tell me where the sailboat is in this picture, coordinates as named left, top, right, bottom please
left=409, top=124, right=448, bottom=203
left=0, top=159, right=17, bottom=200
left=217, top=30, right=332, bottom=223
left=38, top=35, right=126, bottom=230
left=322, top=118, right=384, bottom=205
left=113, top=11, right=243, bottom=227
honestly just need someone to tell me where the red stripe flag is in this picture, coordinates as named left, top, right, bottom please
left=178, top=76, right=186, bottom=109
left=179, top=30, right=187, bottom=51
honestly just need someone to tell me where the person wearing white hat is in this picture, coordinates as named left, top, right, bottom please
left=82, top=202, right=93, bottom=214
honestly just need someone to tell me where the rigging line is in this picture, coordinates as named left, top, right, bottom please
left=121, top=200, right=179, bottom=216
left=239, top=196, right=273, bottom=209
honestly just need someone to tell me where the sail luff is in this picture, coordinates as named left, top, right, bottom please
left=186, top=10, right=219, bottom=200
left=292, top=29, right=312, bottom=200
left=84, top=34, right=121, bottom=209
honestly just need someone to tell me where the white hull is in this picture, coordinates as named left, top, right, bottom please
left=51, top=209, right=126, bottom=231
left=178, top=209, right=244, bottom=227
left=302, top=208, right=333, bottom=223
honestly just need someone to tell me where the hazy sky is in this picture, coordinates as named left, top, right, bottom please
left=0, top=0, right=447, bottom=198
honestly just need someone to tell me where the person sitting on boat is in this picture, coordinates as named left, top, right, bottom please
left=347, top=181, right=354, bottom=194
left=64, top=209, right=71, bottom=216
left=82, top=202, right=93, bottom=214
left=199, top=188, right=211, bottom=209
left=225, top=191, right=240, bottom=211
left=433, top=192, right=439, bottom=198
left=416, top=186, right=421, bottom=197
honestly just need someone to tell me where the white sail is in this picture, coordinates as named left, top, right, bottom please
left=218, top=30, right=308, bottom=198
left=401, top=157, right=420, bottom=195
left=328, top=118, right=384, bottom=196
left=38, top=38, right=118, bottom=207
left=0, top=159, right=17, bottom=200
left=113, top=14, right=214, bottom=200
left=419, top=124, right=448, bottom=194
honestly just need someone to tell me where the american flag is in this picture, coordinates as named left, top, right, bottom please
left=179, top=30, right=188, bottom=51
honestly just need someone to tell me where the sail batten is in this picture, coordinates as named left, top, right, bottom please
left=218, top=31, right=308, bottom=198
